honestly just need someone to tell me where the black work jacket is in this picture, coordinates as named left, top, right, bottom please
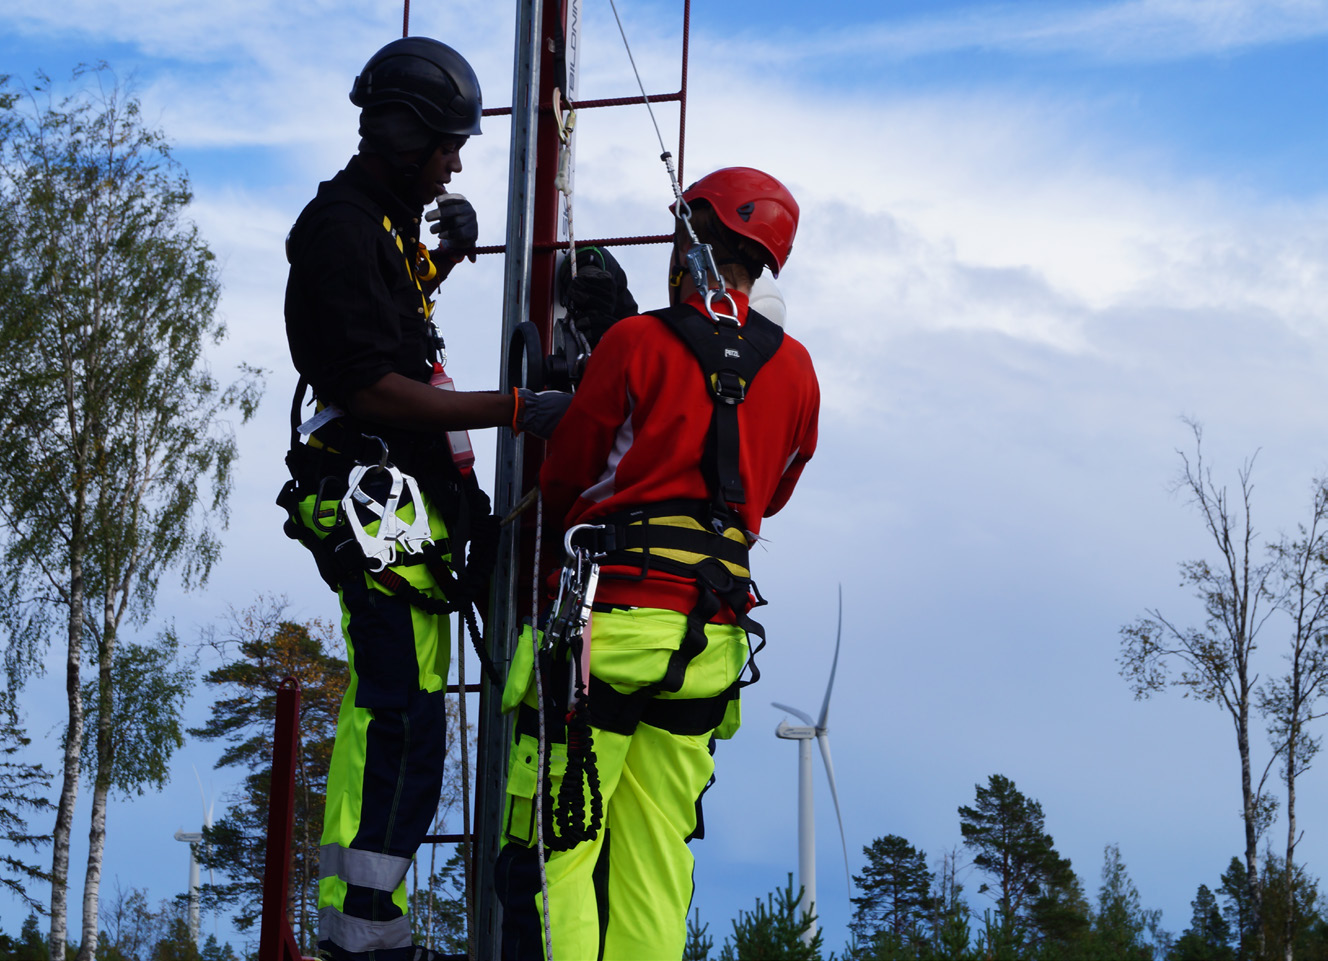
left=284, top=157, right=436, bottom=406
left=284, top=158, right=458, bottom=481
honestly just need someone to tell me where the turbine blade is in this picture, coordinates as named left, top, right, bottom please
left=817, top=585, right=843, bottom=730
left=817, top=733, right=851, bottom=889
left=772, top=701, right=815, bottom=726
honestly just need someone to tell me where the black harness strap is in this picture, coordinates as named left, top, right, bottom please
left=647, top=304, right=784, bottom=513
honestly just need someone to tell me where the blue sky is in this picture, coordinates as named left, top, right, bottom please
left=1, top=0, right=1327, bottom=953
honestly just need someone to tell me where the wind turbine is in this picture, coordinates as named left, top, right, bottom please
left=773, top=585, right=850, bottom=945
left=174, top=768, right=216, bottom=947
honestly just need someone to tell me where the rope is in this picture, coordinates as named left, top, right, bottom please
left=532, top=489, right=555, bottom=961
left=554, top=90, right=579, bottom=281
left=456, top=612, right=476, bottom=961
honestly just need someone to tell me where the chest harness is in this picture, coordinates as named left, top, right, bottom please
left=523, top=301, right=784, bottom=850
left=276, top=196, right=500, bottom=684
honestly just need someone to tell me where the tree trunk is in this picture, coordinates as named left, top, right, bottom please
left=50, top=535, right=86, bottom=961
left=1284, top=706, right=1301, bottom=961
left=75, top=617, right=116, bottom=961
left=75, top=778, right=110, bottom=961
left=1237, top=695, right=1263, bottom=958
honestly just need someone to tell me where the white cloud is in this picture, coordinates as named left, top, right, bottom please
left=724, top=0, right=1328, bottom=64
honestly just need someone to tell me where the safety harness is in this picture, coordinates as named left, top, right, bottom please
left=585, top=302, right=784, bottom=734
left=277, top=190, right=501, bottom=684
left=521, top=300, right=785, bottom=852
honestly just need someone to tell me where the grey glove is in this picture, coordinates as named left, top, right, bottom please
left=426, top=193, right=479, bottom=261
left=515, top=388, right=573, bottom=439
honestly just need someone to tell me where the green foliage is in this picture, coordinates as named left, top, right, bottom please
left=93, top=883, right=240, bottom=961
left=78, top=630, right=193, bottom=796
left=1257, top=850, right=1321, bottom=961
left=1079, top=844, right=1159, bottom=961
left=850, top=834, right=933, bottom=949
left=685, top=907, right=715, bottom=960
left=717, top=873, right=825, bottom=961
left=0, top=63, right=263, bottom=954
left=0, top=63, right=263, bottom=675
left=409, top=845, right=468, bottom=952
left=1169, top=883, right=1235, bottom=961
left=1218, top=856, right=1256, bottom=957
left=0, top=912, right=51, bottom=959
left=959, top=774, right=1085, bottom=952
left=190, top=598, right=346, bottom=951
left=0, top=685, right=53, bottom=907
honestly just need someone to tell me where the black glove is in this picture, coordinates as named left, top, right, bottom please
left=515, top=388, right=573, bottom=439
left=567, top=266, right=620, bottom=348
left=559, top=247, right=639, bottom=348
left=426, top=193, right=478, bottom=261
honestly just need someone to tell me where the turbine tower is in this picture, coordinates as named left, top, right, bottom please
left=174, top=769, right=215, bottom=947
left=773, top=585, right=849, bottom=945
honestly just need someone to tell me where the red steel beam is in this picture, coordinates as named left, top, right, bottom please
left=259, top=677, right=307, bottom=961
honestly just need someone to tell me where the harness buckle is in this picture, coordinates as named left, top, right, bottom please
left=713, top=370, right=746, bottom=404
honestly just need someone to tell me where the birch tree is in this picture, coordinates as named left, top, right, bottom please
left=0, top=67, right=261, bottom=959
left=1259, top=485, right=1328, bottom=961
left=1119, top=423, right=1278, bottom=956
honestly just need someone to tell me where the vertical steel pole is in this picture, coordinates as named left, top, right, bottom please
left=473, top=2, right=544, bottom=957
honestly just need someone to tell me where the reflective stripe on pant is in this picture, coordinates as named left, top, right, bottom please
left=496, top=608, right=748, bottom=961
left=297, top=490, right=452, bottom=955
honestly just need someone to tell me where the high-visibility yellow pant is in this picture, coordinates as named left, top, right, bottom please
left=496, top=608, right=748, bottom=961
left=295, top=486, right=452, bottom=957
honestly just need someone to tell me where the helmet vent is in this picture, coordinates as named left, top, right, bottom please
left=736, top=202, right=755, bottom=222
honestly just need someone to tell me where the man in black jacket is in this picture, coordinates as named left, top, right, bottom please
left=282, top=37, right=564, bottom=959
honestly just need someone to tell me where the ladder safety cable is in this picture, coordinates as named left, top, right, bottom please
left=607, top=0, right=731, bottom=321
left=456, top=612, right=476, bottom=960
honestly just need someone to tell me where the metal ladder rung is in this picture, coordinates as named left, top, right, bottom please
left=422, top=832, right=470, bottom=845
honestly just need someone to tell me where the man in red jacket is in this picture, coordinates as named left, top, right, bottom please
left=496, top=167, right=820, bottom=959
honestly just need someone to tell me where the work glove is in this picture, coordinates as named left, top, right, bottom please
left=514, top=388, right=573, bottom=440
left=559, top=247, right=639, bottom=348
left=567, top=265, right=621, bottom=348
left=426, top=193, right=479, bottom=262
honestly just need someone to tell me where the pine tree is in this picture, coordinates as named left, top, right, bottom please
left=189, top=599, right=346, bottom=951
left=959, top=773, right=1086, bottom=952
left=0, top=685, right=53, bottom=908
left=718, top=873, right=824, bottom=961
left=1219, top=856, right=1257, bottom=959
left=684, top=908, right=715, bottom=961
left=1085, top=844, right=1157, bottom=961
left=1169, top=883, right=1235, bottom=961
left=850, top=834, right=933, bottom=948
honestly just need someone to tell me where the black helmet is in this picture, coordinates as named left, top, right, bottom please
left=350, top=37, right=482, bottom=138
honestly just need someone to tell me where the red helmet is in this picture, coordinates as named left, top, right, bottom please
left=675, top=167, right=799, bottom=276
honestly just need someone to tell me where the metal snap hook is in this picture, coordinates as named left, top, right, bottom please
left=363, top=435, right=390, bottom=472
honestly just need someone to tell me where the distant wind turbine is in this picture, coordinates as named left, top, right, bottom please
left=773, top=584, right=850, bottom=945
left=174, top=767, right=216, bottom=947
